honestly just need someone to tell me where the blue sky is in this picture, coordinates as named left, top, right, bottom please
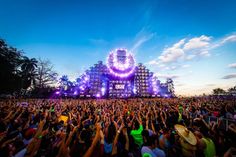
left=0, top=0, right=236, bottom=95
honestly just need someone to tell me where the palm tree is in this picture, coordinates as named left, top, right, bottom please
left=20, top=57, right=38, bottom=89
left=59, top=75, right=69, bottom=86
left=59, top=75, right=73, bottom=91
left=21, top=56, right=38, bottom=72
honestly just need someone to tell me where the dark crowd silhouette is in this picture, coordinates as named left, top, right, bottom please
left=0, top=97, right=235, bottom=157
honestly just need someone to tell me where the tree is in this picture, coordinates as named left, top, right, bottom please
left=0, top=39, right=23, bottom=94
left=228, top=86, right=236, bottom=94
left=20, top=56, right=38, bottom=73
left=228, top=87, right=234, bottom=93
left=20, top=56, right=38, bottom=89
left=59, top=75, right=69, bottom=86
left=0, top=39, right=58, bottom=97
left=34, top=58, right=58, bottom=88
left=212, top=88, right=226, bottom=95
left=59, top=75, right=73, bottom=91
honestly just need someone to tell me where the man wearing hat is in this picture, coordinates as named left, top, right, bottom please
left=174, top=124, right=197, bottom=157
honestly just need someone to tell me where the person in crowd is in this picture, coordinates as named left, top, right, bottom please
left=130, top=113, right=143, bottom=147
left=174, top=124, right=197, bottom=157
left=0, top=97, right=235, bottom=157
left=141, top=129, right=165, bottom=157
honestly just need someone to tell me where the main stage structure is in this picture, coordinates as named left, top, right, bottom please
left=56, top=49, right=175, bottom=98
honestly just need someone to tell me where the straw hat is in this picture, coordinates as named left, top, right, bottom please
left=174, top=124, right=197, bottom=146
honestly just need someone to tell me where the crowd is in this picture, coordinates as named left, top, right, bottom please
left=0, top=97, right=235, bottom=157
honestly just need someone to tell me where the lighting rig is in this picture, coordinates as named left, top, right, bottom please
left=55, top=48, right=175, bottom=98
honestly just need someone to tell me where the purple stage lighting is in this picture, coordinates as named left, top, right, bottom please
left=101, top=87, right=106, bottom=95
left=73, top=91, right=78, bottom=95
left=56, top=48, right=175, bottom=98
left=84, top=76, right=89, bottom=81
left=107, top=49, right=135, bottom=78
left=79, top=86, right=85, bottom=90
left=164, top=94, right=169, bottom=98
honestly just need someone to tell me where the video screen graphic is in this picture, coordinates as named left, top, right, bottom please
left=115, top=84, right=125, bottom=90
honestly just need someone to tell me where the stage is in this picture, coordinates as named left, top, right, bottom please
left=56, top=49, right=175, bottom=98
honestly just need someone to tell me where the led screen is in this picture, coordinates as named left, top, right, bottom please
left=115, top=84, right=125, bottom=89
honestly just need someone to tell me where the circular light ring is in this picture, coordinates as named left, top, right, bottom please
left=108, top=53, right=135, bottom=72
left=107, top=49, right=135, bottom=78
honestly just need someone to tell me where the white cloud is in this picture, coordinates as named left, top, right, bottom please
left=131, top=27, right=155, bottom=53
left=164, top=66, right=177, bottom=70
left=173, top=39, right=186, bottom=48
left=185, top=54, right=196, bottom=60
left=183, top=35, right=211, bottom=50
left=211, top=33, right=236, bottom=48
left=228, top=63, right=236, bottom=68
left=131, top=34, right=154, bottom=52
left=170, top=66, right=177, bottom=70
left=158, top=39, right=185, bottom=63
left=147, top=60, right=159, bottom=65
left=153, top=64, right=189, bottom=72
left=147, top=33, right=236, bottom=76
left=199, top=51, right=210, bottom=57
left=222, top=73, right=236, bottom=79
left=154, top=73, right=179, bottom=79
left=182, top=64, right=190, bottom=68
left=147, top=35, right=214, bottom=70
left=221, top=34, right=236, bottom=44
left=158, top=64, right=166, bottom=68
left=154, top=35, right=212, bottom=64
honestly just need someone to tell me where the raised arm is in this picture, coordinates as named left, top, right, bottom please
left=25, top=119, right=46, bottom=157
left=112, top=123, right=124, bottom=156
left=83, top=123, right=101, bottom=157
left=123, top=127, right=129, bottom=151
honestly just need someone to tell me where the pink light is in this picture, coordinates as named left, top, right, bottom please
left=106, top=49, right=136, bottom=78
left=84, top=76, right=89, bottom=81
left=79, top=86, right=85, bottom=91
left=101, top=87, right=106, bottom=95
left=107, top=68, right=135, bottom=78
left=73, top=91, right=78, bottom=95
left=112, top=51, right=131, bottom=70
